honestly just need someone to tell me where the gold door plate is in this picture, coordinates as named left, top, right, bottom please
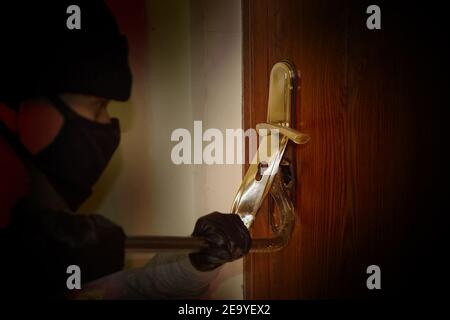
left=231, top=61, right=310, bottom=229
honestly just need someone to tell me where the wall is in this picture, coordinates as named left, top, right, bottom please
left=190, top=0, right=243, bottom=299
left=80, top=0, right=243, bottom=299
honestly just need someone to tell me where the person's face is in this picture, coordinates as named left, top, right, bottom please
left=18, top=94, right=112, bottom=155
left=17, top=93, right=120, bottom=210
left=59, top=94, right=112, bottom=124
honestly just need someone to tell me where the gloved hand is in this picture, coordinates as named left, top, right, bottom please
left=189, top=212, right=252, bottom=272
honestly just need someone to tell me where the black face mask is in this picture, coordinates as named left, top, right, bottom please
left=33, top=96, right=121, bottom=211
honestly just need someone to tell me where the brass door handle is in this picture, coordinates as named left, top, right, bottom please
left=256, top=123, right=310, bottom=145
left=126, top=61, right=310, bottom=253
left=230, top=61, right=309, bottom=252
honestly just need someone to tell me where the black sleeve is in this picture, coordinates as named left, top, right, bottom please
left=5, top=201, right=125, bottom=298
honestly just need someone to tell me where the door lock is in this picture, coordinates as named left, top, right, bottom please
left=230, top=61, right=310, bottom=252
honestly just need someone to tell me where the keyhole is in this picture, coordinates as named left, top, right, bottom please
left=255, top=161, right=269, bottom=181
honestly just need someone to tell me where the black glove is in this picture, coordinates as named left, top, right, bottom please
left=189, top=212, right=251, bottom=272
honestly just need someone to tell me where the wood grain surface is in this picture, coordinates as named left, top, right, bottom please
left=243, top=0, right=439, bottom=299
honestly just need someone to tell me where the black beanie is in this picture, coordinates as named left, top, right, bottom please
left=0, top=0, right=132, bottom=105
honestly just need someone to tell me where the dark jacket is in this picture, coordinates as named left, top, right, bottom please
left=0, top=117, right=125, bottom=299
left=0, top=1, right=130, bottom=298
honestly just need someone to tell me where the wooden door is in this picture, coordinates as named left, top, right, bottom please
left=243, top=0, right=438, bottom=299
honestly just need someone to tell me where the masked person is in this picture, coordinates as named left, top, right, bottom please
left=0, top=1, right=251, bottom=299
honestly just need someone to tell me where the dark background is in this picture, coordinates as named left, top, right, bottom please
left=243, top=0, right=443, bottom=299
